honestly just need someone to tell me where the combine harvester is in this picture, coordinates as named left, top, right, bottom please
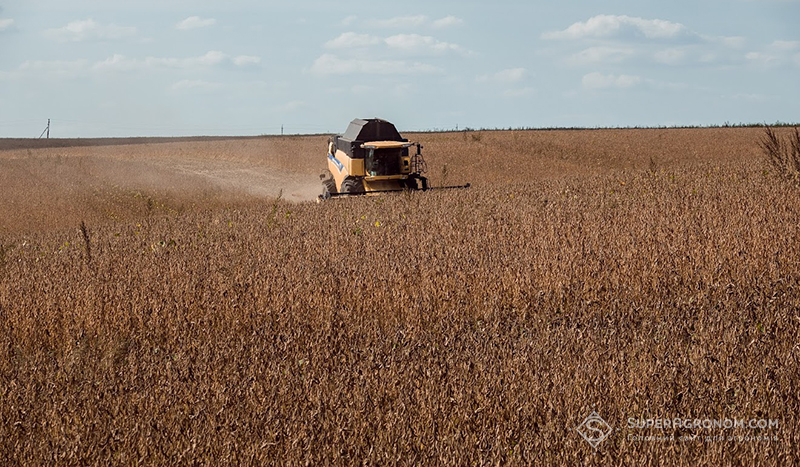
left=319, top=118, right=470, bottom=201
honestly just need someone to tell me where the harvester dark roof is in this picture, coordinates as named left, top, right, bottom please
left=341, top=118, right=404, bottom=143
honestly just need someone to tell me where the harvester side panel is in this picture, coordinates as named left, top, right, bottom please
left=328, top=149, right=365, bottom=191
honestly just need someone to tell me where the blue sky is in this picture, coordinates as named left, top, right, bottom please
left=0, top=0, right=798, bottom=137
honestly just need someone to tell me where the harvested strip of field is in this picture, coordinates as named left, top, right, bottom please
left=0, top=137, right=326, bottom=233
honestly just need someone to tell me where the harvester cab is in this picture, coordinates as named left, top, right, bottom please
left=319, top=118, right=468, bottom=200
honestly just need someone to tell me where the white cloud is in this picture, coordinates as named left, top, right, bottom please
left=176, top=16, right=217, bottom=31
left=582, top=72, right=642, bottom=90
left=45, top=18, right=136, bottom=42
left=543, top=15, right=691, bottom=41
left=708, top=36, right=746, bottom=48
left=92, top=54, right=139, bottom=72
left=567, top=46, right=635, bottom=65
left=477, top=67, right=527, bottom=84
left=5, top=51, right=259, bottom=81
left=364, top=15, right=464, bottom=29
left=740, top=40, right=800, bottom=69
left=543, top=15, right=753, bottom=70
left=310, top=54, right=441, bottom=75
left=192, top=51, right=228, bottom=66
left=325, top=32, right=382, bottom=49
left=93, top=50, right=226, bottom=71
left=385, top=34, right=466, bottom=55
left=232, top=55, right=261, bottom=66
left=368, top=15, right=429, bottom=28
left=341, top=15, right=357, bottom=26
left=745, top=51, right=781, bottom=67
left=0, top=18, right=14, bottom=32
left=771, top=40, right=800, bottom=51
left=432, top=16, right=464, bottom=29
left=92, top=51, right=258, bottom=72
left=323, top=32, right=468, bottom=55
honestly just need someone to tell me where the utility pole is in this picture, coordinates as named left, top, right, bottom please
left=38, top=119, right=51, bottom=139
left=281, top=124, right=284, bottom=136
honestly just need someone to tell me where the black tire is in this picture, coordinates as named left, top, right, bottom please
left=340, top=177, right=363, bottom=194
left=322, top=178, right=336, bottom=195
left=320, top=170, right=337, bottom=199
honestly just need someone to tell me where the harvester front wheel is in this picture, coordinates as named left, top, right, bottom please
left=340, top=177, right=363, bottom=194
left=320, top=170, right=337, bottom=200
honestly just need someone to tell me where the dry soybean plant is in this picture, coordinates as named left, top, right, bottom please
left=761, top=126, right=800, bottom=186
left=0, top=128, right=798, bottom=465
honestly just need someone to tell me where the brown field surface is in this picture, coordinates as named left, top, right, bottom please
left=1, top=127, right=798, bottom=464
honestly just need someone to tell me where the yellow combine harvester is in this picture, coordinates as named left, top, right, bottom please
left=319, top=118, right=469, bottom=200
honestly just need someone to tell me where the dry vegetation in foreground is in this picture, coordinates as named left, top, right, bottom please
left=1, top=128, right=799, bottom=465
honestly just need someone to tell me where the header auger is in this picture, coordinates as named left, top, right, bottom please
left=318, top=118, right=470, bottom=201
